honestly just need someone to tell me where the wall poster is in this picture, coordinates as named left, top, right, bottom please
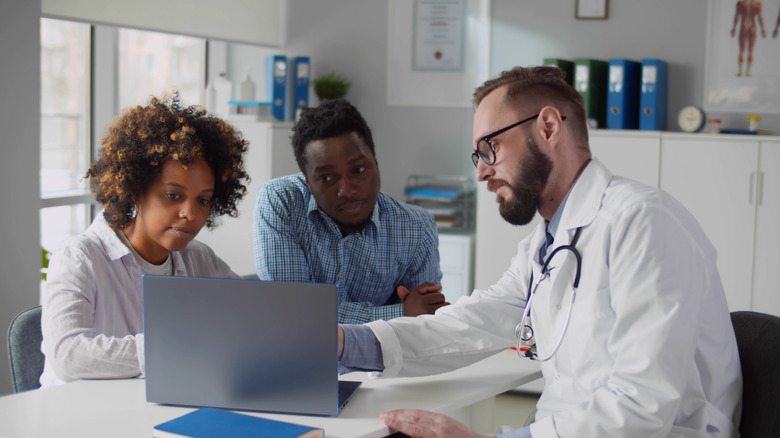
left=704, top=0, right=780, bottom=113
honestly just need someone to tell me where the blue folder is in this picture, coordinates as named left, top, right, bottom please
left=290, top=56, right=310, bottom=121
left=607, top=59, right=641, bottom=130
left=265, top=55, right=288, bottom=122
left=639, top=59, right=668, bottom=131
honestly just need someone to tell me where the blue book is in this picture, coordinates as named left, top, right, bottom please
left=607, top=59, right=641, bottom=130
left=265, top=55, right=288, bottom=122
left=639, top=59, right=668, bottom=131
left=290, top=56, right=310, bottom=121
left=404, top=187, right=460, bottom=200
left=153, top=408, right=324, bottom=438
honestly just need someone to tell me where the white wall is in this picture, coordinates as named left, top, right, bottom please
left=0, top=1, right=42, bottom=395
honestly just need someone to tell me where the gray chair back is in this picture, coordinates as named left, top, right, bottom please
left=730, top=310, right=780, bottom=437
left=7, top=305, right=44, bottom=392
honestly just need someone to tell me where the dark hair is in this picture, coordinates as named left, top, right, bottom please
left=290, top=98, right=376, bottom=173
left=86, top=96, right=250, bottom=230
left=473, top=66, right=589, bottom=143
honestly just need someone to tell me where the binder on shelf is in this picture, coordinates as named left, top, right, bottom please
left=639, top=59, right=668, bottom=131
left=290, top=56, right=310, bottom=121
left=265, top=55, right=288, bottom=122
left=574, top=59, right=608, bottom=129
left=606, top=58, right=641, bottom=130
left=543, top=58, right=574, bottom=86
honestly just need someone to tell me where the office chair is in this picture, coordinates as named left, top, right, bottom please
left=7, top=305, right=44, bottom=392
left=730, top=311, right=780, bottom=437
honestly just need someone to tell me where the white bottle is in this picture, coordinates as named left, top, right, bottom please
left=206, top=73, right=232, bottom=118
left=239, top=70, right=256, bottom=102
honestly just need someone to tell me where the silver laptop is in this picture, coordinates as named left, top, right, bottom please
left=142, top=275, right=360, bottom=416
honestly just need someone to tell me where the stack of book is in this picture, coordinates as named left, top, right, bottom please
left=404, top=176, right=475, bottom=231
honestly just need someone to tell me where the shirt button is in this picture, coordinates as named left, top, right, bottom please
left=338, top=276, right=343, bottom=281
left=555, top=304, right=562, bottom=310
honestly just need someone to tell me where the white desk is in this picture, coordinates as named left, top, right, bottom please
left=0, top=350, right=541, bottom=438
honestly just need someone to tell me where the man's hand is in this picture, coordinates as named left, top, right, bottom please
left=397, top=282, right=449, bottom=316
left=381, top=409, right=488, bottom=438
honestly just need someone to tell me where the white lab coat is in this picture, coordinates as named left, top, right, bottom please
left=367, top=159, right=742, bottom=438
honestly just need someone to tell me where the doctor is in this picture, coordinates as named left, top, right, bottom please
left=338, top=66, right=742, bottom=437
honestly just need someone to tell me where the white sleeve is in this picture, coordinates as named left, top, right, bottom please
left=368, top=238, right=534, bottom=378
left=42, top=246, right=143, bottom=382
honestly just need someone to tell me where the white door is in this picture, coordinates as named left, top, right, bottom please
left=751, top=140, right=780, bottom=316
left=660, top=135, right=759, bottom=311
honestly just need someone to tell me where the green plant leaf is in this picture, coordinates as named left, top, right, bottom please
left=312, top=72, right=351, bottom=100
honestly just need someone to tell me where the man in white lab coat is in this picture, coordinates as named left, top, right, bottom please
left=338, top=66, right=742, bottom=437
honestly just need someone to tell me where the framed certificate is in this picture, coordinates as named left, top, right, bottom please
left=576, top=0, right=609, bottom=20
left=413, top=0, right=466, bottom=71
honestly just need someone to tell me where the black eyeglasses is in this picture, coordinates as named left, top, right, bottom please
left=471, top=114, right=566, bottom=167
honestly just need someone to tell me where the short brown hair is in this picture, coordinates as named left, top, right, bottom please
left=86, top=96, right=250, bottom=230
left=473, top=66, right=588, bottom=143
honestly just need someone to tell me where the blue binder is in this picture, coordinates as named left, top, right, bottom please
left=290, top=56, right=310, bottom=121
left=265, top=55, right=288, bottom=122
left=607, top=59, right=641, bottom=130
left=639, top=59, right=668, bottom=131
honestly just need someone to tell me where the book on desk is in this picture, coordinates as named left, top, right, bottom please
left=153, top=408, right=324, bottom=438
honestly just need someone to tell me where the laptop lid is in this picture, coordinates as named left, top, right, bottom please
left=142, top=275, right=359, bottom=416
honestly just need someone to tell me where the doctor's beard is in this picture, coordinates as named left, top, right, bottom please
left=498, top=138, right=552, bottom=226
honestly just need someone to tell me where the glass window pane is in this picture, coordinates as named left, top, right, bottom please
left=41, top=204, right=91, bottom=254
left=118, top=29, right=206, bottom=108
left=40, top=18, right=90, bottom=195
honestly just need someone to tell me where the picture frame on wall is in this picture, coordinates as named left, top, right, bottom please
left=575, top=0, right=609, bottom=20
left=704, top=0, right=780, bottom=114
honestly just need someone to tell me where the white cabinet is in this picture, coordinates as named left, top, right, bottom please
left=659, top=135, right=759, bottom=311
left=659, top=134, right=780, bottom=316
left=196, top=120, right=298, bottom=276
left=752, top=141, right=780, bottom=314
left=438, top=233, right=475, bottom=303
left=589, top=130, right=661, bottom=187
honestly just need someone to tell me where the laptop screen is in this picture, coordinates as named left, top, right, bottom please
left=143, top=275, right=356, bottom=416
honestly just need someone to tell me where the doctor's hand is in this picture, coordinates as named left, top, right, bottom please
left=398, top=283, right=449, bottom=317
left=381, top=409, right=489, bottom=438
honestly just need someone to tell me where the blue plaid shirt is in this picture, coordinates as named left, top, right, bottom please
left=253, top=174, right=442, bottom=324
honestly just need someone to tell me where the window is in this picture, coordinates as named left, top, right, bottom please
left=40, top=18, right=92, bottom=253
left=40, top=20, right=207, bottom=254
left=118, top=29, right=205, bottom=108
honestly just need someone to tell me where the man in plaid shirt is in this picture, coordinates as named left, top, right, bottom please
left=253, top=98, right=448, bottom=324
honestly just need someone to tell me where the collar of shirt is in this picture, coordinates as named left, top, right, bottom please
left=546, top=159, right=593, bottom=240
left=92, top=210, right=186, bottom=275
left=546, top=194, right=567, bottom=244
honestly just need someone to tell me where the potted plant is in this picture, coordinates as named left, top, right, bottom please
left=312, top=72, right=351, bottom=100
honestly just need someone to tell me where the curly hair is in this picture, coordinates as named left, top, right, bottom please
left=290, top=98, right=376, bottom=173
left=473, top=66, right=589, bottom=144
left=86, top=96, right=250, bottom=230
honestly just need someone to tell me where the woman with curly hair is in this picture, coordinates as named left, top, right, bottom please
left=40, top=95, right=250, bottom=387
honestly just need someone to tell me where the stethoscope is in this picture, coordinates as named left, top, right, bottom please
left=515, top=226, right=583, bottom=362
